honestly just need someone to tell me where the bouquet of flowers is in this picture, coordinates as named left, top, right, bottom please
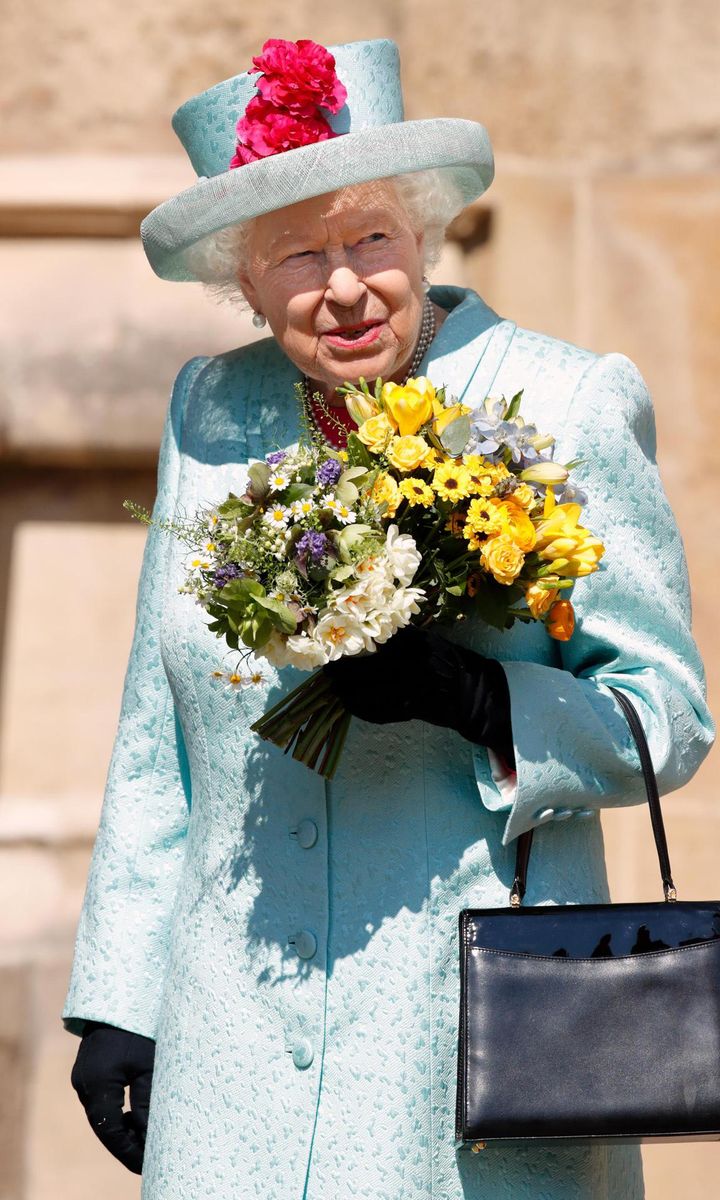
left=126, top=377, right=605, bottom=778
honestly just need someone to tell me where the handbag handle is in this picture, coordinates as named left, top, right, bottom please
left=509, top=685, right=678, bottom=906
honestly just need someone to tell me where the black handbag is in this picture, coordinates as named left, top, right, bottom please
left=456, top=685, right=720, bottom=1151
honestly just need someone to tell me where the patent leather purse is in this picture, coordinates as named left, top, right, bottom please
left=456, top=686, right=720, bottom=1150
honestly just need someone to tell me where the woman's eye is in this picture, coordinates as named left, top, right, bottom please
left=359, top=232, right=385, bottom=245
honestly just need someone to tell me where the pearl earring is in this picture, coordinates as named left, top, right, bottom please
left=422, top=276, right=431, bottom=294
left=252, top=311, right=267, bottom=328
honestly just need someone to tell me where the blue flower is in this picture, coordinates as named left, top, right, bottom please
left=294, top=530, right=334, bottom=578
left=316, top=458, right=343, bottom=487
left=266, top=450, right=287, bottom=466
left=212, top=563, right=243, bottom=589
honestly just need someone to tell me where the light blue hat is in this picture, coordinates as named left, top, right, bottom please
left=140, top=38, right=494, bottom=283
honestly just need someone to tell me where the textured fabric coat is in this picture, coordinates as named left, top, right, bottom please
left=62, top=286, right=715, bottom=1199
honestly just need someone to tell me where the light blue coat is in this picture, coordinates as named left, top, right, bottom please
left=62, top=286, right=715, bottom=1199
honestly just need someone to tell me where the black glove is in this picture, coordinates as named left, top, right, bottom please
left=70, top=1020, right=155, bottom=1174
left=323, top=624, right=515, bottom=767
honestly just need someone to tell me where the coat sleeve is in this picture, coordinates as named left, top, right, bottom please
left=61, top=355, right=208, bottom=1039
left=475, top=351, right=715, bottom=847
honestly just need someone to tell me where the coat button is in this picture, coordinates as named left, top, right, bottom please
left=289, top=930, right=317, bottom=959
left=290, top=818, right=318, bottom=848
left=292, top=1038, right=314, bottom=1069
left=553, top=808, right=573, bottom=820
left=533, top=808, right=555, bottom=824
left=574, top=808, right=594, bottom=819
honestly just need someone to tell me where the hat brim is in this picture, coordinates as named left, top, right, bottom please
left=140, top=118, right=494, bottom=282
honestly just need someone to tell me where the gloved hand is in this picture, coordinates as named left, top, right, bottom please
left=323, top=624, right=515, bottom=767
left=70, top=1020, right=155, bottom=1174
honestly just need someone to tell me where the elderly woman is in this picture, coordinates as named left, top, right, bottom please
left=63, top=37, right=713, bottom=1200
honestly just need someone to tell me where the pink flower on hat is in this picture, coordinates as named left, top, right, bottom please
left=229, top=96, right=336, bottom=166
left=251, top=39, right=347, bottom=115
left=229, top=38, right=347, bottom=168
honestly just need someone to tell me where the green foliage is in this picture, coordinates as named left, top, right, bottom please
left=438, top=413, right=471, bottom=457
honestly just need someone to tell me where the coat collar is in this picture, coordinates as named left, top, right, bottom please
left=420, top=285, right=516, bottom=405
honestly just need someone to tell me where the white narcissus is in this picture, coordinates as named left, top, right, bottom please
left=383, top=525, right=422, bottom=586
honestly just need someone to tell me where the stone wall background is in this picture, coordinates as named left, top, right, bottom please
left=1, top=3, right=719, bottom=1196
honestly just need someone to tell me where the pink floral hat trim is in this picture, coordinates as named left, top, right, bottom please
left=229, top=39, right=348, bottom=166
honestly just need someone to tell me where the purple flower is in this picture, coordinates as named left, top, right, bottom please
left=294, top=530, right=334, bottom=578
left=266, top=450, right=287, bottom=466
left=316, top=458, right=342, bottom=487
left=213, top=562, right=243, bottom=589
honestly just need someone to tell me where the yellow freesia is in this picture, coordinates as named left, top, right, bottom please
left=382, top=377, right=435, bottom=436
left=534, top=492, right=605, bottom=576
left=370, top=471, right=401, bottom=517
left=344, top=391, right=379, bottom=426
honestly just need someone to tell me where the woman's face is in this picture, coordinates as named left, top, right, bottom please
left=237, top=180, right=426, bottom=399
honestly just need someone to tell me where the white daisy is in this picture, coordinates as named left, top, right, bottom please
left=335, top=505, right=357, bottom=526
left=263, top=504, right=290, bottom=528
left=269, top=471, right=289, bottom=490
left=290, top=498, right=315, bottom=520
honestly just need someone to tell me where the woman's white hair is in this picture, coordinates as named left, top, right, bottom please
left=183, top=167, right=465, bottom=311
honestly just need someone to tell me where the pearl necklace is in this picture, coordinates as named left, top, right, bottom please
left=302, top=297, right=437, bottom=444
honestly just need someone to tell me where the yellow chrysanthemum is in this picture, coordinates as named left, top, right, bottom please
left=432, top=460, right=474, bottom=502
left=422, top=447, right=444, bottom=470
left=398, top=477, right=435, bottom=508
left=480, top=534, right=525, bottom=586
left=461, top=454, right=497, bottom=497
left=465, top=496, right=503, bottom=537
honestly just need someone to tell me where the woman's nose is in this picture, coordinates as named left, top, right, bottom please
left=324, top=265, right=367, bottom=308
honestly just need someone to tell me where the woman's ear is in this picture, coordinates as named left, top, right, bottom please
left=236, top=270, right=260, bottom=313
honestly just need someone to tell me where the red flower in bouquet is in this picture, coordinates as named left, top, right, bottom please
left=251, top=38, right=348, bottom=115
left=229, top=96, right=336, bottom=165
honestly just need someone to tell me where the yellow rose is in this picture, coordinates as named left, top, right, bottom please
left=480, top=534, right=525, bottom=585
left=496, top=501, right=537, bottom=552
left=382, top=377, right=435, bottom=436
left=370, top=471, right=401, bottom=517
left=525, top=580, right=559, bottom=619
left=386, top=435, right=431, bottom=473
left=358, top=412, right=395, bottom=454
left=511, top=482, right=536, bottom=510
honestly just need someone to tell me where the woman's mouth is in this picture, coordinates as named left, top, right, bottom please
left=321, top=320, right=385, bottom=350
